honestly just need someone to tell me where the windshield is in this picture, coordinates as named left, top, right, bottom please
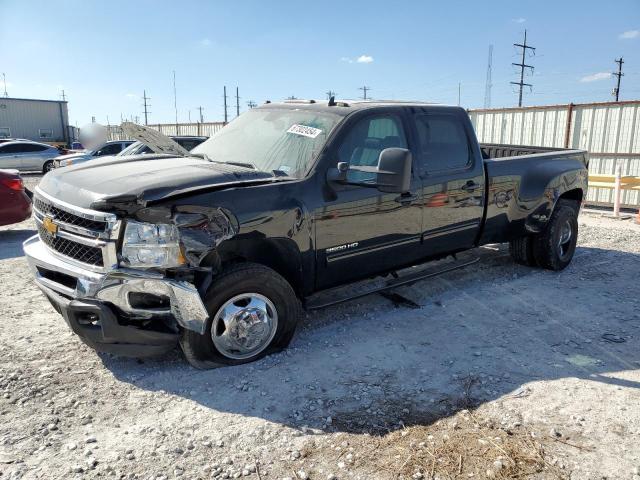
left=192, top=108, right=342, bottom=178
left=118, top=141, right=148, bottom=156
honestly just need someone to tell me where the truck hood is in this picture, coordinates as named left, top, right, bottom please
left=38, top=154, right=277, bottom=210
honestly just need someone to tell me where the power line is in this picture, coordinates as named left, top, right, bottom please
left=612, top=57, right=624, bottom=102
left=142, top=90, right=151, bottom=125
left=235, top=87, right=240, bottom=117
left=510, top=29, right=535, bottom=107
left=223, top=86, right=228, bottom=123
left=484, top=45, right=493, bottom=108
left=247, top=100, right=257, bottom=109
left=359, top=86, right=371, bottom=100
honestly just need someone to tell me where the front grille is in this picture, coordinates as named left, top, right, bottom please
left=37, top=223, right=104, bottom=267
left=33, top=197, right=107, bottom=232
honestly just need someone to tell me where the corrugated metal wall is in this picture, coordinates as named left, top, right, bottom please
left=107, top=122, right=225, bottom=141
left=469, top=100, right=640, bottom=207
left=0, top=98, right=69, bottom=143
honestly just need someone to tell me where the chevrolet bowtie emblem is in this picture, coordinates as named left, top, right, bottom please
left=42, top=216, right=58, bottom=236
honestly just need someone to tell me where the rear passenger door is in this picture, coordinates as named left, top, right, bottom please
left=0, top=144, right=22, bottom=169
left=412, top=109, right=485, bottom=256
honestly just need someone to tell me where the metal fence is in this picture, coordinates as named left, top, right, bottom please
left=107, top=122, right=225, bottom=141
left=469, top=100, right=640, bottom=208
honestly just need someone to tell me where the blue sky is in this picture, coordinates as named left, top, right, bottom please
left=1, top=0, right=639, bottom=125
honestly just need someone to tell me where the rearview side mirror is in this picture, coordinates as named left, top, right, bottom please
left=326, top=147, right=412, bottom=194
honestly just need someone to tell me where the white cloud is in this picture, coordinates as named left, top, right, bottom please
left=200, top=38, right=212, bottom=47
left=580, top=72, right=611, bottom=83
left=356, top=55, right=374, bottom=64
left=512, top=17, right=526, bottom=23
left=619, top=30, right=639, bottom=39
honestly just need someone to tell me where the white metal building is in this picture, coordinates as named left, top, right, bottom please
left=469, top=100, right=640, bottom=207
left=0, top=97, right=70, bottom=145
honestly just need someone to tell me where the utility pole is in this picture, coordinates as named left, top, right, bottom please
left=484, top=45, right=493, bottom=108
left=247, top=100, right=257, bottom=109
left=510, top=30, right=535, bottom=107
left=197, top=106, right=204, bottom=123
left=359, top=86, right=371, bottom=100
left=235, top=87, right=240, bottom=117
left=223, top=86, right=228, bottom=123
left=172, top=70, right=178, bottom=126
left=1, top=73, right=8, bottom=97
left=60, top=90, right=67, bottom=102
left=142, top=90, right=151, bottom=125
left=457, top=83, right=461, bottom=106
left=613, top=57, right=624, bottom=102
left=286, top=95, right=297, bottom=100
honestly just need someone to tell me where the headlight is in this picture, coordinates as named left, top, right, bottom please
left=60, top=159, right=72, bottom=166
left=121, top=220, right=185, bottom=268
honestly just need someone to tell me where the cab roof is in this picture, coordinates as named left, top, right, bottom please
left=257, top=99, right=459, bottom=116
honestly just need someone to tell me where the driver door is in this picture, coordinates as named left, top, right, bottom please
left=314, top=111, right=423, bottom=290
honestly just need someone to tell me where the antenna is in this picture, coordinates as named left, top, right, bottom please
left=359, top=86, right=371, bottom=100
left=612, top=57, right=624, bottom=102
left=142, top=90, right=151, bottom=125
left=223, top=86, right=228, bottom=123
left=484, top=45, right=493, bottom=108
left=510, top=30, right=535, bottom=107
left=172, top=70, right=178, bottom=125
left=2, top=73, right=8, bottom=97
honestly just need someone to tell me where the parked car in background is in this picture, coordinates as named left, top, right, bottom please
left=0, top=141, right=60, bottom=173
left=0, top=169, right=31, bottom=226
left=53, top=140, right=134, bottom=168
left=118, top=136, right=208, bottom=156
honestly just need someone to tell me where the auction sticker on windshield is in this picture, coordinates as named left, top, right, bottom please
left=287, top=124, right=323, bottom=138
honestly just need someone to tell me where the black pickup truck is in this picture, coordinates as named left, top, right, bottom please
left=24, top=101, right=588, bottom=368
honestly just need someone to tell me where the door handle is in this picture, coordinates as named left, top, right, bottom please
left=395, top=193, right=418, bottom=206
left=461, top=181, right=479, bottom=192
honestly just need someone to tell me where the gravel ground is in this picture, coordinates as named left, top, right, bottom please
left=0, top=197, right=639, bottom=479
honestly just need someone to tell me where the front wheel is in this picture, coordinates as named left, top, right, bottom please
left=180, top=263, right=301, bottom=369
left=532, top=200, right=579, bottom=271
left=43, top=160, right=54, bottom=173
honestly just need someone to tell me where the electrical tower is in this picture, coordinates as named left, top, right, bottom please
left=612, top=57, right=624, bottom=102
left=247, top=100, right=257, bottom=109
left=359, top=86, right=371, bottom=100
left=235, top=87, right=240, bottom=116
left=1, top=73, right=8, bottom=97
left=510, top=30, right=535, bottom=107
left=484, top=45, right=493, bottom=108
left=223, top=86, right=228, bottom=123
left=326, top=90, right=337, bottom=99
left=197, top=106, right=204, bottom=123
left=142, top=90, right=151, bottom=125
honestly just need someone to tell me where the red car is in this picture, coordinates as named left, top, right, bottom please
left=0, top=170, right=32, bottom=226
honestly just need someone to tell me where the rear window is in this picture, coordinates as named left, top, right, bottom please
left=414, top=114, right=471, bottom=173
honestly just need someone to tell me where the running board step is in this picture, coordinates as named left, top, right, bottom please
left=304, top=251, right=480, bottom=310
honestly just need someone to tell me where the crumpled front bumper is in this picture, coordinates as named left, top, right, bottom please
left=23, top=235, right=209, bottom=357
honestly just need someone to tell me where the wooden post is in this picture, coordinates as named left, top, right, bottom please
left=613, top=163, right=621, bottom=217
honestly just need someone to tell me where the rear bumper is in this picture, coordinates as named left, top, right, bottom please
left=23, top=234, right=209, bottom=357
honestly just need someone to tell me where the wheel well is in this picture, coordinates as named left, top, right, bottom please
left=558, top=188, right=583, bottom=206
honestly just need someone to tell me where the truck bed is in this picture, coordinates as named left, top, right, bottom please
left=480, top=143, right=580, bottom=160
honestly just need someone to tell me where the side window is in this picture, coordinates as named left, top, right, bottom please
left=96, top=143, right=122, bottom=156
left=338, top=115, right=407, bottom=181
left=414, top=114, right=471, bottom=174
left=29, top=144, right=48, bottom=152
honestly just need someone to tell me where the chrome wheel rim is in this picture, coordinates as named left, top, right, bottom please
left=557, top=219, right=573, bottom=258
left=211, top=293, right=278, bottom=360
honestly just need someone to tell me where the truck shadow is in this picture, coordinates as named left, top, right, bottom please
left=101, top=244, right=640, bottom=435
left=0, top=229, right=35, bottom=260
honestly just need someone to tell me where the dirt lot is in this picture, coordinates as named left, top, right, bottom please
left=0, top=198, right=639, bottom=479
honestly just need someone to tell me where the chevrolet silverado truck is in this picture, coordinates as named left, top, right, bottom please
left=23, top=101, right=588, bottom=368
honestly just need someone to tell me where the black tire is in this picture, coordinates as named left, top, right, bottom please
left=532, top=200, right=579, bottom=271
left=180, top=263, right=301, bottom=369
left=43, top=161, right=54, bottom=173
left=509, top=236, right=537, bottom=267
